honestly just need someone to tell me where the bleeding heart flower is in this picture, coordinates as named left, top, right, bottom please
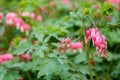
left=20, top=53, right=25, bottom=60
left=6, top=12, right=17, bottom=25
left=25, top=54, right=31, bottom=62
left=13, top=18, right=24, bottom=29
left=0, top=54, right=13, bottom=64
left=86, top=28, right=108, bottom=59
left=36, top=15, right=42, bottom=22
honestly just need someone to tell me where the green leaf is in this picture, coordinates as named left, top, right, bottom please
left=10, top=62, right=25, bottom=68
left=57, top=57, right=64, bottom=64
left=0, top=26, right=5, bottom=35
left=37, top=58, right=59, bottom=79
left=34, top=33, right=44, bottom=42
left=78, top=65, right=89, bottom=75
left=34, top=49, right=44, bottom=58
left=0, top=67, right=7, bottom=80
left=74, top=52, right=86, bottom=64
left=3, top=70, right=21, bottom=80
left=12, top=41, right=33, bottom=55
left=68, top=74, right=81, bottom=80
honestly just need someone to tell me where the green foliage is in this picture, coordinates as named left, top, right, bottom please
left=0, top=0, right=120, bottom=80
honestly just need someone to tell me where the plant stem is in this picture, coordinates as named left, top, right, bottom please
left=83, top=15, right=93, bottom=80
left=94, top=59, right=99, bottom=80
left=106, top=45, right=120, bottom=79
left=86, top=16, right=97, bottom=28
left=85, top=42, right=93, bottom=80
left=26, top=71, right=32, bottom=80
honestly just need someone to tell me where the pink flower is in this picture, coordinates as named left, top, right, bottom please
left=23, top=24, right=31, bottom=32
left=50, top=1, right=56, bottom=7
left=64, top=38, right=71, bottom=44
left=25, top=54, right=31, bottom=62
left=94, top=4, right=100, bottom=9
left=71, top=42, right=83, bottom=53
left=94, top=36, right=102, bottom=46
left=76, top=42, right=83, bottom=49
left=108, top=15, right=113, bottom=21
left=36, top=15, right=42, bottom=21
left=0, top=59, right=3, bottom=64
left=6, top=12, right=17, bottom=25
left=3, top=54, right=13, bottom=61
left=71, top=43, right=78, bottom=50
left=21, top=11, right=30, bottom=17
left=0, top=54, right=13, bottom=63
left=61, top=0, right=70, bottom=4
left=58, top=38, right=71, bottom=53
left=110, top=0, right=120, bottom=4
left=0, top=12, right=3, bottom=22
left=30, top=13, right=35, bottom=20
left=101, top=35, right=107, bottom=45
left=20, top=53, right=25, bottom=60
left=20, top=53, right=31, bottom=62
left=86, top=28, right=108, bottom=58
left=85, top=29, right=91, bottom=42
left=58, top=38, right=83, bottom=54
left=13, top=18, right=24, bottom=29
left=33, top=40, right=39, bottom=45
left=20, top=38, right=27, bottom=42
left=20, top=23, right=31, bottom=35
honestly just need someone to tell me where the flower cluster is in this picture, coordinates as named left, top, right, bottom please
left=0, top=54, right=13, bottom=64
left=71, top=42, right=83, bottom=53
left=57, top=38, right=83, bottom=54
left=108, top=0, right=120, bottom=4
left=0, top=11, right=42, bottom=35
left=21, top=11, right=42, bottom=21
left=20, top=53, right=31, bottom=62
left=86, top=28, right=108, bottom=58
left=6, top=12, right=31, bottom=34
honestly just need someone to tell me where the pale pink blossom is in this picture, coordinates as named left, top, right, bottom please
left=50, top=1, right=56, bottom=7
left=20, top=38, right=27, bottom=42
left=108, top=15, right=113, bottom=21
left=20, top=23, right=31, bottom=35
left=6, top=12, right=17, bottom=25
left=13, top=18, right=24, bottom=29
left=64, top=38, right=71, bottom=44
left=36, top=15, right=42, bottom=21
left=71, top=42, right=83, bottom=53
left=94, top=4, right=100, bottom=9
left=21, top=11, right=30, bottom=17
left=58, top=38, right=71, bottom=53
left=57, top=38, right=83, bottom=54
left=33, top=40, right=39, bottom=45
left=30, top=13, right=35, bottom=20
